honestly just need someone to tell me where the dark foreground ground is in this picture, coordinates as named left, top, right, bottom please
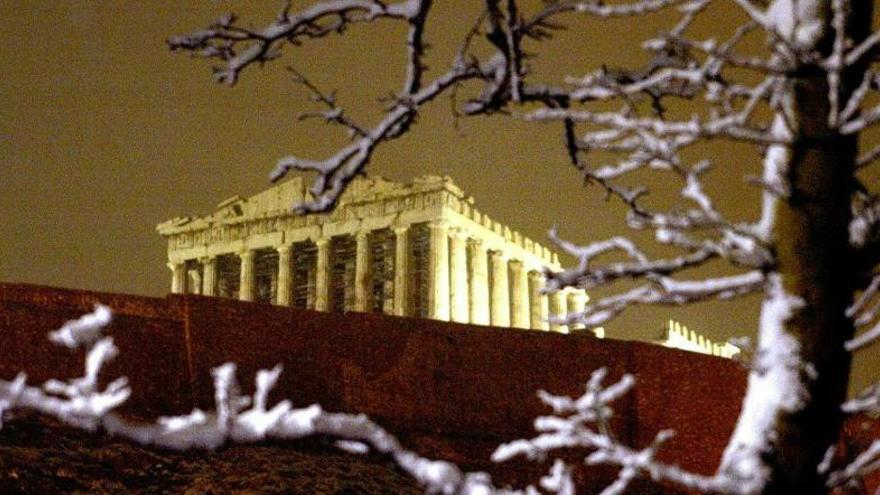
left=0, top=412, right=422, bottom=495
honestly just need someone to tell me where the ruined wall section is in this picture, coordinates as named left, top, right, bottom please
left=658, top=320, right=741, bottom=359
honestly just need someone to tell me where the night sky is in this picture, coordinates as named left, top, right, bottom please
left=1, top=1, right=877, bottom=392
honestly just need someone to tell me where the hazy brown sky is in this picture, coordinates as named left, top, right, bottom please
left=1, top=1, right=876, bottom=390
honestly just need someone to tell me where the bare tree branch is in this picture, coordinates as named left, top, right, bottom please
left=555, top=271, right=765, bottom=328
left=168, top=1, right=419, bottom=85
left=827, top=441, right=880, bottom=490
left=493, top=367, right=738, bottom=495
left=842, top=382, right=880, bottom=416
left=846, top=320, right=880, bottom=352
left=289, top=68, right=369, bottom=138
left=269, top=63, right=484, bottom=212
left=169, top=0, right=880, bottom=491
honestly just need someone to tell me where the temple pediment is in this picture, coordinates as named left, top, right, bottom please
left=215, top=195, right=246, bottom=218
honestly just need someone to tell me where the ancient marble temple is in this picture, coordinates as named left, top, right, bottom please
left=156, top=175, right=588, bottom=331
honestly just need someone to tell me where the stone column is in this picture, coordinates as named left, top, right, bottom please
left=168, top=261, right=186, bottom=294
left=509, top=260, right=529, bottom=329
left=468, top=240, right=490, bottom=325
left=276, top=245, right=292, bottom=306
left=239, top=250, right=255, bottom=302
left=489, top=251, right=510, bottom=327
left=201, top=257, right=216, bottom=296
left=567, top=291, right=588, bottom=330
left=428, top=220, right=450, bottom=321
left=528, top=271, right=549, bottom=330
left=449, top=229, right=469, bottom=323
left=540, top=288, right=550, bottom=331
left=355, top=231, right=371, bottom=312
left=315, top=238, right=330, bottom=311
left=188, top=270, right=202, bottom=295
left=549, top=290, right=568, bottom=332
left=393, top=226, right=409, bottom=316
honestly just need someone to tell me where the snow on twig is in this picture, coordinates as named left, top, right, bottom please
left=528, top=107, right=786, bottom=146
left=2, top=304, right=129, bottom=430
left=493, top=367, right=735, bottom=495
left=168, top=1, right=417, bottom=85
left=543, top=226, right=764, bottom=327
left=845, top=273, right=880, bottom=352
left=827, top=441, right=880, bottom=489
left=269, top=63, right=482, bottom=213
left=565, top=271, right=764, bottom=328
left=48, top=303, right=112, bottom=348
left=825, top=0, right=846, bottom=128
left=290, top=68, right=368, bottom=138
left=0, top=306, right=496, bottom=493
left=842, top=382, right=880, bottom=417
left=847, top=273, right=880, bottom=320
left=846, top=320, right=880, bottom=352
left=572, top=0, right=680, bottom=17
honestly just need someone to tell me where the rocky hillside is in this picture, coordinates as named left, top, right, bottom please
left=0, top=412, right=421, bottom=494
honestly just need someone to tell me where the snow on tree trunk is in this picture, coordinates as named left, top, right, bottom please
left=720, top=1, right=872, bottom=493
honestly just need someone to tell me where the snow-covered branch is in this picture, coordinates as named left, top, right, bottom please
left=163, top=0, right=880, bottom=492
left=537, top=0, right=682, bottom=20
left=842, top=382, right=880, bottom=417
left=554, top=270, right=765, bottom=328
left=846, top=320, right=880, bottom=352
left=847, top=272, right=880, bottom=318
left=170, top=0, right=496, bottom=213
left=847, top=197, right=880, bottom=353
left=168, top=1, right=420, bottom=85
left=0, top=305, right=129, bottom=431
left=827, top=441, right=880, bottom=490
left=851, top=195, right=880, bottom=263
left=528, top=107, right=784, bottom=146
left=544, top=230, right=719, bottom=291
left=493, top=367, right=737, bottom=495
left=290, top=68, right=369, bottom=138
left=48, top=303, right=112, bottom=348
left=825, top=0, right=847, bottom=127
left=269, top=63, right=483, bottom=212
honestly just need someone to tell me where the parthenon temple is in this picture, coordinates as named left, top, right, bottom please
left=156, top=175, right=589, bottom=331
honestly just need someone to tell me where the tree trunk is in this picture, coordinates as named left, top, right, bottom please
left=720, top=1, right=872, bottom=493
left=762, top=81, right=857, bottom=495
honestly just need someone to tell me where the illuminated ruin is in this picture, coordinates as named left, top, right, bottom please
left=657, top=320, right=740, bottom=359
left=157, top=175, right=588, bottom=331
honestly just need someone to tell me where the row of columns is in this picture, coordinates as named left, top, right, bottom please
left=169, top=220, right=588, bottom=331
left=421, top=221, right=588, bottom=331
left=172, top=230, right=403, bottom=313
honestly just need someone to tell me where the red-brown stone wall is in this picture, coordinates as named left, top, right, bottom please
left=630, top=344, right=747, bottom=474
left=6, top=283, right=871, bottom=494
left=183, top=294, right=641, bottom=439
left=0, top=282, right=183, bottom=320
left=0, top=284, right=191, bottom=417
